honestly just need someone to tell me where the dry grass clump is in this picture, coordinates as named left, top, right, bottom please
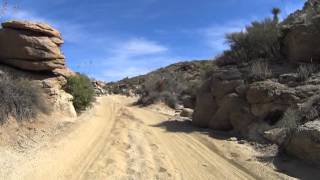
left=0, top=74, right=50, bottom=122
left=277, top=95, right=320, bottom=130
left=277, top=108, right=300, bottom=130
left=297, top=64, right=316, bottom=81
left=249, top=60, right=272, bottom=81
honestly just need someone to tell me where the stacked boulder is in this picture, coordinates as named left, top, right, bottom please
left=0, top=21, right=76, bottom=118
left=0, top=21, right=73, bottom=76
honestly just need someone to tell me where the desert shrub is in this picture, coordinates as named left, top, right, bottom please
left=300, top=95, right=320, bottom=122
left=199, top=62, right=217, bottom=79
left=138, top=73, right=186, bottom=108
left=277, top=108, right=300, bottom=130
left=249, top=60, right=272, bottom=81
left=277, top=95, right=320, bottom=130
left=0, top=74, right=49, bottom=122
left=64, top=73, right=95, bottom=112
left=297, top=64, right=316, bottom=81
left=214, top=53, right=238, bottom=66
left=224, top=18, right=281, bottom=63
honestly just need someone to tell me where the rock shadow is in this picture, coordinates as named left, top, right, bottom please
left=151, top=118, right=237, bottom=139
left=257, top=153, right=320, bottom=180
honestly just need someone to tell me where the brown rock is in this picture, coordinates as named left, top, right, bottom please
left=286, top=120, right=320, bottom=164
left=282, top=15, right=320, bottom=63
left=263, top=128, right=288, bottom=145
left=180, top=108, right=194, bottom=118
left=0, top=29, right=64, bottom=61
left=0, top=59, right=65, bottom=71
left=209, top=93, right=253, bottom=132
left=192, top=80, right=218, bottom=128
left=2, top=20, right=61, bottom=38
left=53, top=68, right=76, bottom=78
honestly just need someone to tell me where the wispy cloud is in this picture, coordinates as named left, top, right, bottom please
left=112, top=38, right=168, bottom=57
left=93, top=38, right=177, bottom=81
left=198, top=19, right=250, bottom=54
left=1, top=6, right=88, bottom=44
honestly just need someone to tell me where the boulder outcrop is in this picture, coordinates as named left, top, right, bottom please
left=281, top=0, right=320, bottom=63
left=0, top=21, right=76, bottom=118
left=193, top=63, right=320, bottom=134
left=286, top=120, right=320, bottom=164
left=192, top=62, right=320, bottom=164
left=0, top=21, right=69, bottom=74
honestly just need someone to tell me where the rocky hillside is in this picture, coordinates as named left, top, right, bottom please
left=0, top=21, right=77, bottom=118
left=106, top=60, right=212, bottom=94
left=106, top=60, right=213, bottom=108
left=193, top=0, right=320, bottom=165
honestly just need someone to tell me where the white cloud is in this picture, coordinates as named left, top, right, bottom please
left=102, top=66, right=150, bottom=80
left=112, top=38, right=168, bottom=57
left=96, top=38, right=174, bottom=80
left=199, top=19, right=250, bottom=53
left=1, top=6, right=88, bottom=44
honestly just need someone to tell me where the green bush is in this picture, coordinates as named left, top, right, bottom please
left=64, top=73, right=95, bottom=112
left=224, top=18, right=281, bottom=63
left=0, top=74, right=49, bottom=122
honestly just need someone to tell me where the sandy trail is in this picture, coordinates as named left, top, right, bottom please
left=2, top=95, right=299, bottom=179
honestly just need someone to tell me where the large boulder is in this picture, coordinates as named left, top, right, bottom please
left=180, top=108, right=194, bottom=118
left=286, top=120, right=320, bottom=164
left=2, top=21, right=62, bottom=38
left=247, top=80, right=299, bottom=120
left=192, top=80, right=217, bottom=127
left=0, top=21, right=67, bottom=72
left=281, top=0, right=320, bottom=63
left=0, top=21, right=77, bottom=119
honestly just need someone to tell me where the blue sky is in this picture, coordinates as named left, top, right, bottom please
left=1, top=0, right=305, bottom=81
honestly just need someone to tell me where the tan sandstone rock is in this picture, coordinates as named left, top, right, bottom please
left=0, top=21, right=67, bottom=72
left=2, top=20, right=62, bottom=38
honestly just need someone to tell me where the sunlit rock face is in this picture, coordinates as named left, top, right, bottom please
left=0, top=20, right=76, bottom=118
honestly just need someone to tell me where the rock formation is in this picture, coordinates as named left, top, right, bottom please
left=0, top=21, right=73, bottom=76
left=192, top=62, right=320, bottom=164
left=282, top=0, right=320, bottom=63
left=192, top=0, right=320, bottom=164
left=0, top=21, right=76, bottom=118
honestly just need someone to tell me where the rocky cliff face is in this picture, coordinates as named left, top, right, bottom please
left=193, top=62, right=320, bottom=164
left=281, top=0, right=320, bottom=63
left=192, top=1, right=320, bottom=164
left=0, top=21, right=76, bottom=118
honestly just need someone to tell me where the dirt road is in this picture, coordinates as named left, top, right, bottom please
left=3, top=95, right=293, bottom=180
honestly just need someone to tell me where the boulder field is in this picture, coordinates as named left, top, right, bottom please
left=0, top=21, right=76, bottom=118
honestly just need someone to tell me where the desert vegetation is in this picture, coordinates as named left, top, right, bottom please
left=215, top=8, right=282, bottom=67
left=137, top=73, right=186, bottom=108
left=64, top=73, right=95, bottom=112
left=249, top=60, right=272, bottom=81
left=0, top=74, right=49, bottom=123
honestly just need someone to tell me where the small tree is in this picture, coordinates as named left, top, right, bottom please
left=225, top=18, right=281, bottom=62
left=272, top=7, right=281, bottom=23
left=64, top=74, right=95, bottom=112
